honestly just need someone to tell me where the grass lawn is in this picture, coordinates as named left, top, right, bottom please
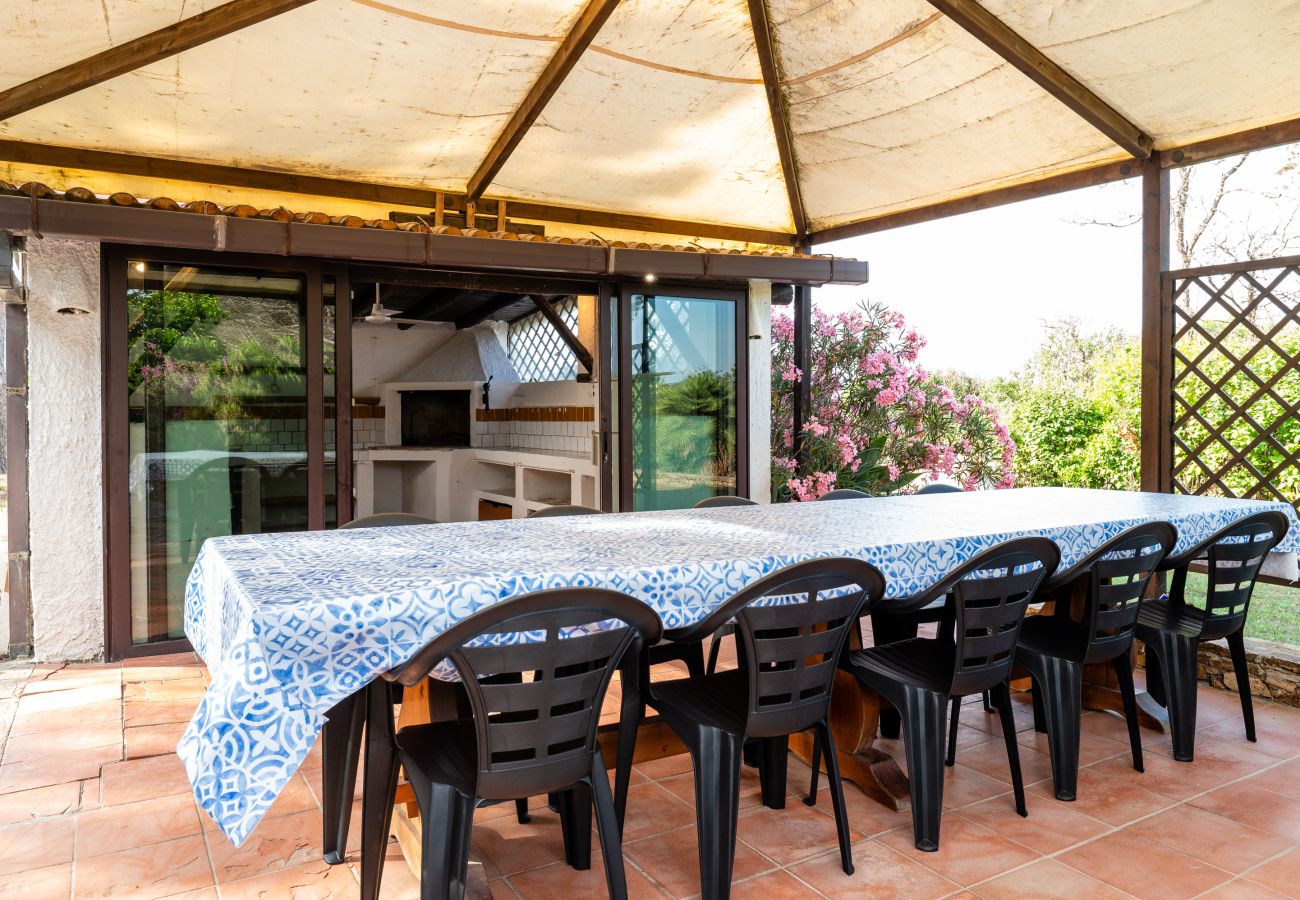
left=1184, top=572, right=1300, bottom=645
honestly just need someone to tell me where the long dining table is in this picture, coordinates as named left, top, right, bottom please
left=179, top=487, right=1299, bottom=847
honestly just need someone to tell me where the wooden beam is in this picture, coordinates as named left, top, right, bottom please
left=0, top=0, right=317, bottom=122
left=747, top=0, right=807, bottom=238
left=466, top=0, right=621, bottom=201
left=531, top=294, right=595, bottom=374
left=925, top=0, right=1152, bottom=158
left=1163, top=116, right=1300, bottom=169
left=455, top=293, right=519, bottom=330
left=1139, top=151, right=1172, bottom=493
left=0, top=140, right=795, bottom=246
left=808, top=159, right=1138, bottom=243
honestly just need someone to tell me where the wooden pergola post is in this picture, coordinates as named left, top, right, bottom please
left=792, top=284, right=812, bottom=471
left=1140, top=153, right=1172, bottom=493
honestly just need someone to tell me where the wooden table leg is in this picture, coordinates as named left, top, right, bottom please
left=1081, top=649, right=1170, bottom=733
left=790, top=669, right=911, bottom=812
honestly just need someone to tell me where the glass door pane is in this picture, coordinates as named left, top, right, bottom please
left=629, top=292, right=739, bottom=510
left=126, top=261, right=313, bottom=644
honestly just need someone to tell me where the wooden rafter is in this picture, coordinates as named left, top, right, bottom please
left=925, top=0, right=1152, bottom=159
left=466, top=0, right=621, bottom=201
left=0, top=0, right=318, bottom=122
left=530, top=294, right=595, bottom=374
left=747, top=0, right=807, bottom=239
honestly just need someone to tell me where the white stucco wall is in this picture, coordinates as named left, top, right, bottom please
left=748, top=280, right=772, bottom=503
left=25, top=239, right=104, bottom=661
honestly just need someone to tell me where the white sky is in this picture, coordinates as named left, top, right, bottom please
left=811, top=146, right=1299, bottom=379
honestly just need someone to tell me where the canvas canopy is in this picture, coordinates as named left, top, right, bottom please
left=0, top=0, right=1298, bottom=243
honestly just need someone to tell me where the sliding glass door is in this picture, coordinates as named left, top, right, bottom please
left=106, top=251, right=339, bottom=654
left=608, top=285, right=747, bottom=511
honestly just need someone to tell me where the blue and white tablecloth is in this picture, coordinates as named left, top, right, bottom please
left=179, top=488, right=1298, bottom=844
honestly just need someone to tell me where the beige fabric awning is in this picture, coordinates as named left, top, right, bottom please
left=0, top=0, right=1298, bottom=242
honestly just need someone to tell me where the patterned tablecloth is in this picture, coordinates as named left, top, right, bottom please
left=180, top=488, right=1299, bottom=844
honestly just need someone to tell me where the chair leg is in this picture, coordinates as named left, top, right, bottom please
left=816, top=720, right=854, bottom=876
left=415, top=781, right=476, bottom=900
left=896, top=686, right=947, bottom=851
left=590, top=760, right=630, bottom=900
left=757, top=735, right=788, bottom=810
left=804, top=731, right=821, bottom=806
left=945, top=696, right=961, bottom=767
left=1030, top=679, right=1048, bottom=733
left=1112, top=652, right=1144, bottom=773
left=360, top=681, right=399, bottom=900
left=706, top=626, right=732, bottom=676
left=982, top=690, right=994, bottom=713
left=872, top=613, right=918, bottom=740
left=683, top=642, right=707, bottom=680
left=614, top=654, right=643, bottom=832
left=1227, top=629, right=1256, bottom=743
left=322, top=690, right=366, bottom=865
left=991, top=683, right=1028, bottom=817
left=686, top=725, right=744, bottom=899
left=514, top=798, right=531, bottom=824
left=558, top=784, right=593, bottom=871
left=1143, top=638, right=1167, bottom=708
left=1033, top=656, right=1082, bottom=802
left=1150, top=630, right=1200, bottom=762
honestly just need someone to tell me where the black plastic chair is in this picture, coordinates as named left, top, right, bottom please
left=320, top=512, right=437, bottom=864
left=527, top=504, right=605, bottom=518
left=646, top=558, right=886, bottom=898
left=840, top=537, right=1060, bottom=851
left=694, top=495, right=759, bottom=509
left=1137, top=510, right=1290, bottom=762
left=916, top=483, right=963, bottom=495
left=816, top=488, right=873, bottom=501
left=359, top=588, right=662, bottom=900
left=1009, top=522, right=1176, bottom=800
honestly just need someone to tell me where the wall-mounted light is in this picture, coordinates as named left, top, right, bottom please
left=132, top=261, right=146, bottom=273
left=643, top=273, right=657, bottom=284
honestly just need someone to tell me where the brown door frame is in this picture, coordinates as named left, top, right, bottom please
left=102, top=245, right=340, bottom=659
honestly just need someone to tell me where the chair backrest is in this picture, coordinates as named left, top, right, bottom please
left=390, top=589, right=662, bottom=800
left=916, top=483, right=963, bottom=495
left=340, top=512, right=435, bottom=529
left=527, top=504, right=604, bottom=518
left=668, top=558, right=886, bottom=739
left=910, top=537, right=1059, bottom=697
left=1183, top=511, right=1289, bottom=639
left=693, top=495, right=759, bottom=509
left=816, top=488, right=873, bottom=502
left=1074, top=523, right=1177, bottom=663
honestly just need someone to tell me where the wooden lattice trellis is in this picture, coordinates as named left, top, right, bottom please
left=1170, top=255, right=1300, bottom=507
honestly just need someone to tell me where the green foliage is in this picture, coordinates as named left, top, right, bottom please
left=649, top=370, right=737, bottom=477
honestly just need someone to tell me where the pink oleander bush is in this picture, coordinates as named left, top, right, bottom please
left=771, top=301, right=1015, bottom=501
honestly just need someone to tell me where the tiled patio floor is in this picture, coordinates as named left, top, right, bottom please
left=4, top=653, right=1300, bottom=899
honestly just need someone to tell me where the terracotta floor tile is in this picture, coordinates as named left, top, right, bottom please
left=507, top=851, right=661, bottom=900
left=472, top=804, right=570, bottom=876
left=657, top=766, right=765, bottom=812
left=0, top=862, right=72, bottom=900
left=1241, top=756, right=1300, bottom=798
left=0, top=780, right=82, bottom=826
left=736, top=795, right=864, bottom=866
left=1189, top=781, right=1300, bottom=841
left=971, top=857, right=1129, bottom=899
left=1027, top=766, right=1174, bottom=826
left=1082, top=751, right=1233, bottom=802
left=876, top=815, right=1038, bottom=887
left=120, top=665, right=205, bottom=683
left=1126, top=804, right=1293, bottom=873
left=955, top=737, right=1055, bottom=787
left=728, top=868, right=822, bottom=899
left=624, top=823, right=774, bottom=896
left=99, top=753, right=191, bottom=806
left=1016, top=723, right=1132, bottom=766
left=14, top=684, right=121, bottom=715
left=124, top=698, right=200, bottom=729
left=2, top=720, right=122, bottom=765
left=1243, top=847, right=1300, bottom=896
left=73, top=833, right=213, bottom=898
left=1080, top=710, right=1175, bottom=756
left=205, top=808, right=322, bottom=883
left=124, top=679, right=208, bottom=703
left=789, top=841, right=960, bottom=899
left=632, top=751, right=693, bottom=781
left=0, top=749, right=115, bottom=795
left=799, top=775, right=914, bottom=839
left=1196, top=715, right=1300, bottom=761
left=956, top=792, right=1109, bottom=854
left=941, top=763, right=1019, bottom=809
left=124, top=722, right=187, bottom=760
left=76, top=793, right=203, bottom=859
left=9, top=702, right=120, bottom=737
left=1200, top=878, right=1291, bottom=899
left=1057, top=830, right=1233, bottom=899
left=22, top=669, right=120, bottom=696
left=0, top=816, right=75, bottom=876
left=218, top=859, right=359, bottom=900
left=614, top=781, right=695, bottom=843
left=198, top=773, right=318, bottom=832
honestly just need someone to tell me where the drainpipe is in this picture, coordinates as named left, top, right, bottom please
left=1, top=233, right=30, bottom=658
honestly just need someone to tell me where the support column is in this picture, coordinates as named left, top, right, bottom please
left=1140, top=153, right=1172, bottom=493
left=791, top=285, right=812, bottom=472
